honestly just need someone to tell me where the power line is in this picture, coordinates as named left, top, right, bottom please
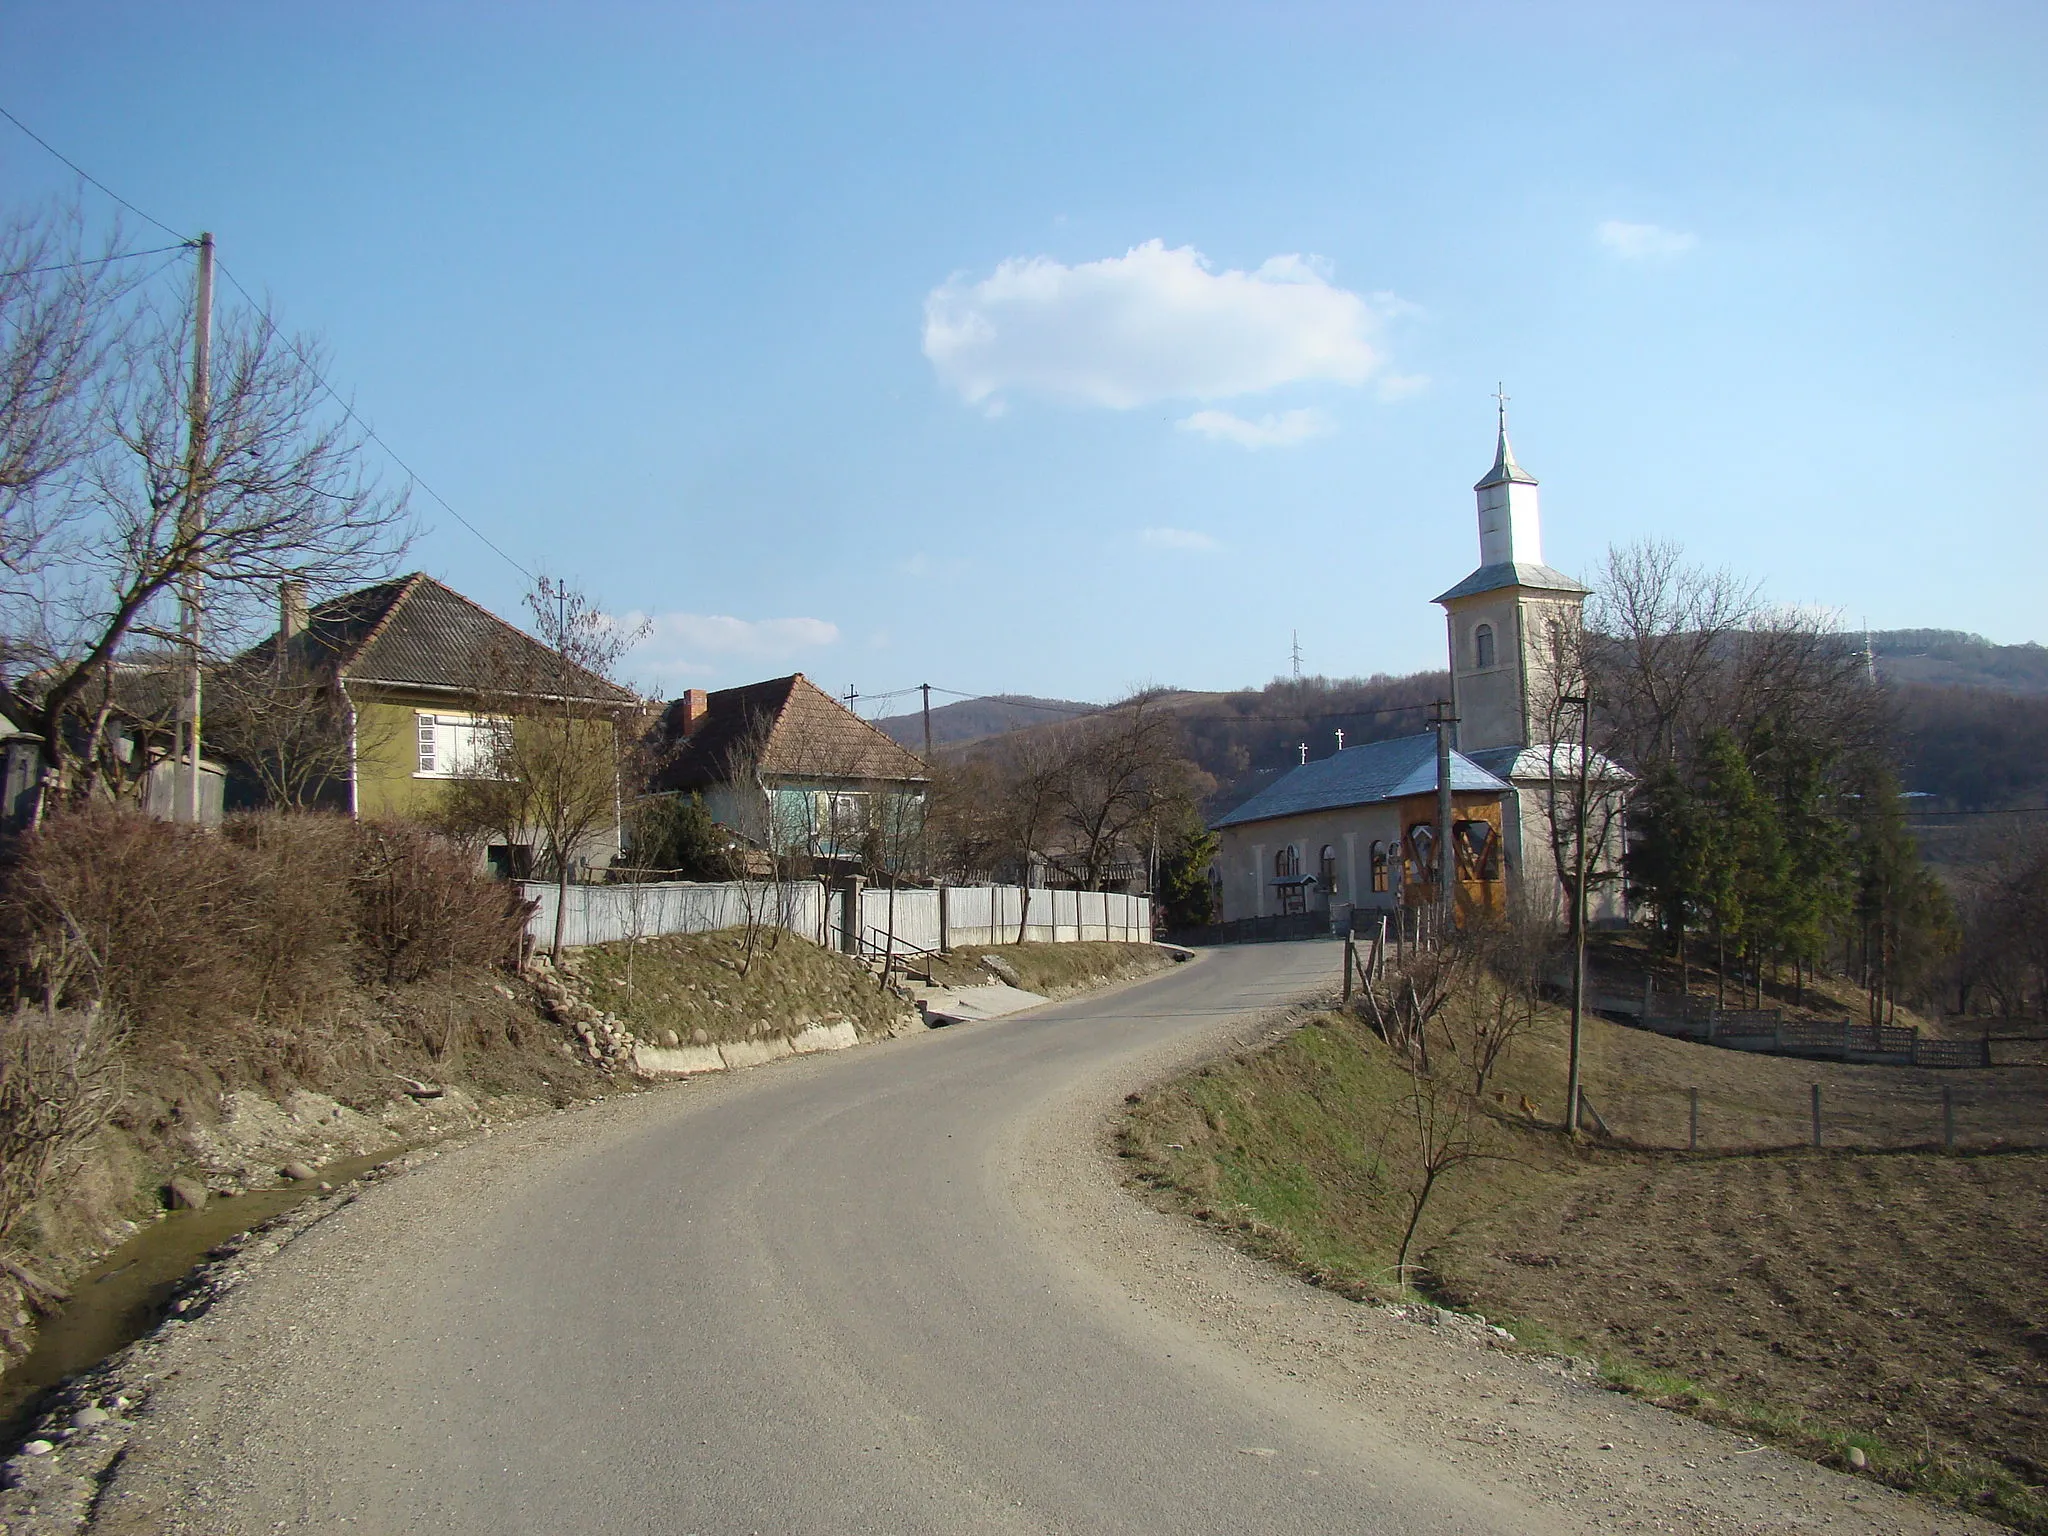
left=14, top=240, right=194, bottom=276
left=212, top=260, right=534, bottom=583
left=0, top=104, right=191, bottom=242
left=2, top=102, right=533, bottom=586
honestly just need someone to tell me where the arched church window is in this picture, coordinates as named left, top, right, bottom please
left=1370, top=841, right=1388, bottom=893
left=1319, top=845, right=1337, bottom=892
left=1273, top=845, right=1300, bottom=878
left=1474, top=623, right=1496, bottom=670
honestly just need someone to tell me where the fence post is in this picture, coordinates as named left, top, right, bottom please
left=1342, top=934, right=1355, bottom=1001
left=1942, top=1086, right=1955, bottom=1152
left=1689, top=1087, right=1699, bottom=1152
left=1811, top=1083, right=1822, bottom=1149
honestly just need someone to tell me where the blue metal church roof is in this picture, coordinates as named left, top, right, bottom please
left=1210, top=732, right=1512, bottom=831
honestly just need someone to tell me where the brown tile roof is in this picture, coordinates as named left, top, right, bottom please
left=655, top=674, right=928, bottom=793
left=238, top=573, right=638, bottom=706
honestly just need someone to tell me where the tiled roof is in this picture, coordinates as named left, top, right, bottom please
left=1433, top=561, right=1590, bottom=604
left=656, top=674, right=929, bottom=793
left=1210, top=732, right=1510, bottom=830
left=237, top=574, right=638, bottom=706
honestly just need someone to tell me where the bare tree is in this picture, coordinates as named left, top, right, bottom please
left=204, top=652, right=361, bottom=809
left=0, top=203, right=144, bottom=598
left=438, top=576, right=648, bottom=961
left=1587, top=539, right=1758, bottom=770
left=14, top=286, right=409, bottom=819
left=1054, top=691, right=1204, bottom=887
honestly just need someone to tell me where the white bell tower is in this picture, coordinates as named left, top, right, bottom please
left=1434, top=392, right=1588, bottom=754
left=1475, top=389, right=1544, bottom=567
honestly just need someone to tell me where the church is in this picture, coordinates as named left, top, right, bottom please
left=1209, top=409, right=1627, bottom=930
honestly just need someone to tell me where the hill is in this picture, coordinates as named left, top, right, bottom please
left=871, top=693, right=1097, bottom=749
left=1873, top=629, right=2048, bottom=695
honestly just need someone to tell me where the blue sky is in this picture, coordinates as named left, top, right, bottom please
left=4, top=2, right=2041, bottom=708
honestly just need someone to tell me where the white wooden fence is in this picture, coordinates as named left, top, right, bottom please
left=522, top=879, right=1151, bottom=952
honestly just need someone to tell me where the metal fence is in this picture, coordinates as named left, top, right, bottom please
left=521, top=879, right=1150, bottom=953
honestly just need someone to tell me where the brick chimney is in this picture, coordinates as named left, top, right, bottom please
left=279, top=579, right=309, bottom=642
left=674, top=688, right=711, bottom=738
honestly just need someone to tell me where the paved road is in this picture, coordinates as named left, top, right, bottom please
left=115, top=943, right=1570, bottom=1535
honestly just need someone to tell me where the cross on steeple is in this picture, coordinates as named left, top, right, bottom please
left=1492, top=382, right=1510, bottom=428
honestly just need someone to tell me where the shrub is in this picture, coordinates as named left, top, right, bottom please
left=348, top=820, right=529, bottom=984
left=1, top=808, right=529, bottom=1020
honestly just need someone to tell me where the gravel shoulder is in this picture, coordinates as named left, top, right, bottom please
left=0, top=946, right=2002, bottom=1536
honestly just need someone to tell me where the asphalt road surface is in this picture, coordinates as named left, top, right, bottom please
left=106, top=944, right=1582, bottom=1534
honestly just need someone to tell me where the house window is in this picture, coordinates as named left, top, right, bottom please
left=1370, top=840, right=1388, bottom=893
left=1273, top=845, right=1300, bottom=878
left=415, top=713, right=509, bottom=778
left=1319, top=844, right=1337, bottom=893
left=1474, top=623, right=1496, bottom=669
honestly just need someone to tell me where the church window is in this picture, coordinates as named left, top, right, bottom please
left=1319, top=844, right=1337, bottom=893
left=1273, top=845, right=1301, bottom=878
left=1474, top=623, right=1496, bottom=669
left=1370, top=841, right=1388, bottom=893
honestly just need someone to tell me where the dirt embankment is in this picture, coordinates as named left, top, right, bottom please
left=1118, top=986, right=2048, bottom=1533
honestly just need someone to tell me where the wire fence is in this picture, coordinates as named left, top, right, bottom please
left=1573, top=1077, right=2048, bottom=1154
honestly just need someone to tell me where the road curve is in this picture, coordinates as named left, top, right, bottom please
left=106, top=943, right=1570, bottom=1534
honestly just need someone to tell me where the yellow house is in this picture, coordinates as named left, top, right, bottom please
left=236, top=573, right=640, bottom=872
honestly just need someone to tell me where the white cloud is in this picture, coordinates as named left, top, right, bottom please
left=1596, top=219, right=1698, bottom=260
left=922, top=240, right=1388, bottom=410
left=1140, top=526, right=1221, bottom=553
left=625, top=611, right=840, bottom=683
left=1176, top=407, right=1330, bottom=449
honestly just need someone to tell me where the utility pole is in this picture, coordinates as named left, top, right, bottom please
left=1290, top=630, right=1303, bottom=681
left=178, top=232, right=215, bottom=826
left=1562, top=693, right=1593, bottom=1135
left=1430, top=700, right=1456, bottom=935
left=920, top=682, right=932, bottom=759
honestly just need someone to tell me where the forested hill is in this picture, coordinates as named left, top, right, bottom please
left=1872, top=630, right=2048, bottom=695
left=1872, top=631, right=2048, bottom=811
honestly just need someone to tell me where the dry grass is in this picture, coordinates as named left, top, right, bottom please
left=1118, top=973, right=2048, bottom=1532
left=571, top=928, right=910, bottom=1046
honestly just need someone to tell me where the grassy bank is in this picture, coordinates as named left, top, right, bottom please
left=566, top=928, right=914, bottom=1046
left=925, top=940, right=1174, bottom=997
left=1118, top=980, right=2048, bottom=1532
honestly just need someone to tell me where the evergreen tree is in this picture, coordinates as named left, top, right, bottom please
left=1156, top=827, right=1220, bottom=930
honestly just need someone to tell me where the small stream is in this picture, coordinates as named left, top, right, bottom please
left=0, top=1147, right=400, bottom=1441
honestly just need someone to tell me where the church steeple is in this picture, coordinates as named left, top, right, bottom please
left=1473, top=387, right=1543, bottom=567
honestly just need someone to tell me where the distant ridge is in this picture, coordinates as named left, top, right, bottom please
left=872, top=694, right=1098, bottom=750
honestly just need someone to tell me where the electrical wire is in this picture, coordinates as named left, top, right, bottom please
left=0, top=104, right=192, bottom=242
left=212, top=258, right=534, bottom=583
left=13, top=240, right=194, bottom=276
left=2, top=102, right=534, bottom=585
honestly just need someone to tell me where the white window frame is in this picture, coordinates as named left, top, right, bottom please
left=414, top=711, right=511, bottom=779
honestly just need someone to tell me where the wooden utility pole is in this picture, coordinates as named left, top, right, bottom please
left=1562, top=692, right=1592, bottom=1135
left=178, top=232, right=215, bottom=825
left=920, top=682, right=932, bottom=758
left=1430, top=700, right=1456, bottom=935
